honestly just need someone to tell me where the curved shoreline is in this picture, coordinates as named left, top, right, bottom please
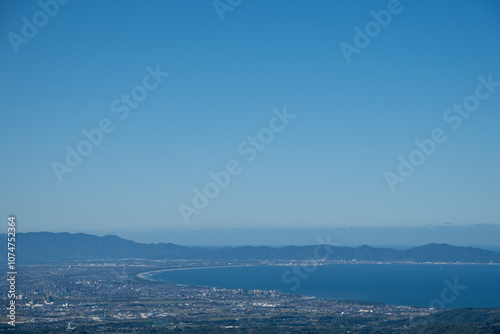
left=136, top=264, right=259, bottom=282
left=136, top=261, right=499, bottom=282
left=135, top=263, right=500, bottom=308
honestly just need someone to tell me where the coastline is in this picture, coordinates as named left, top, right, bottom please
left=136, top=261, right=499, bottom=282
left=135, top=262, right=500, bottom=309
left=136, top=263, right=259, bottom=281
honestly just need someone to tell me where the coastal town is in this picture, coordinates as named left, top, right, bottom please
left=0, top=259, right=436, bottom=333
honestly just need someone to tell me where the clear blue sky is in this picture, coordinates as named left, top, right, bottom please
left=1, top=0, right=499, bottom=237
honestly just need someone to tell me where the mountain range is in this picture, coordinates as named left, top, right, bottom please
left=2, top=232, right=500, bottom=264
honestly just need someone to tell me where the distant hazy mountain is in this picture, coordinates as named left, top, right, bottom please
left=98, top=225, right=500, bottom=247
left=2, top=232, right=500, bottom=263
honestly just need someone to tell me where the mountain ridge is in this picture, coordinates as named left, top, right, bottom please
left=2, top=232, right=500, bottom=263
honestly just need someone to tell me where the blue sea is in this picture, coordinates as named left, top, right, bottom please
left=149, top=264, right=500, bottom=308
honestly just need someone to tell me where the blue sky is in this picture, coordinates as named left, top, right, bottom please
left=1, top=0, right=499, bottom=239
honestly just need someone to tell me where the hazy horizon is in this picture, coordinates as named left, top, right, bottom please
left=14, top=224, right=500, bottom=249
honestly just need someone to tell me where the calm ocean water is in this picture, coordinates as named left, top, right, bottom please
left=149, top=264, right=500, bottom=308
